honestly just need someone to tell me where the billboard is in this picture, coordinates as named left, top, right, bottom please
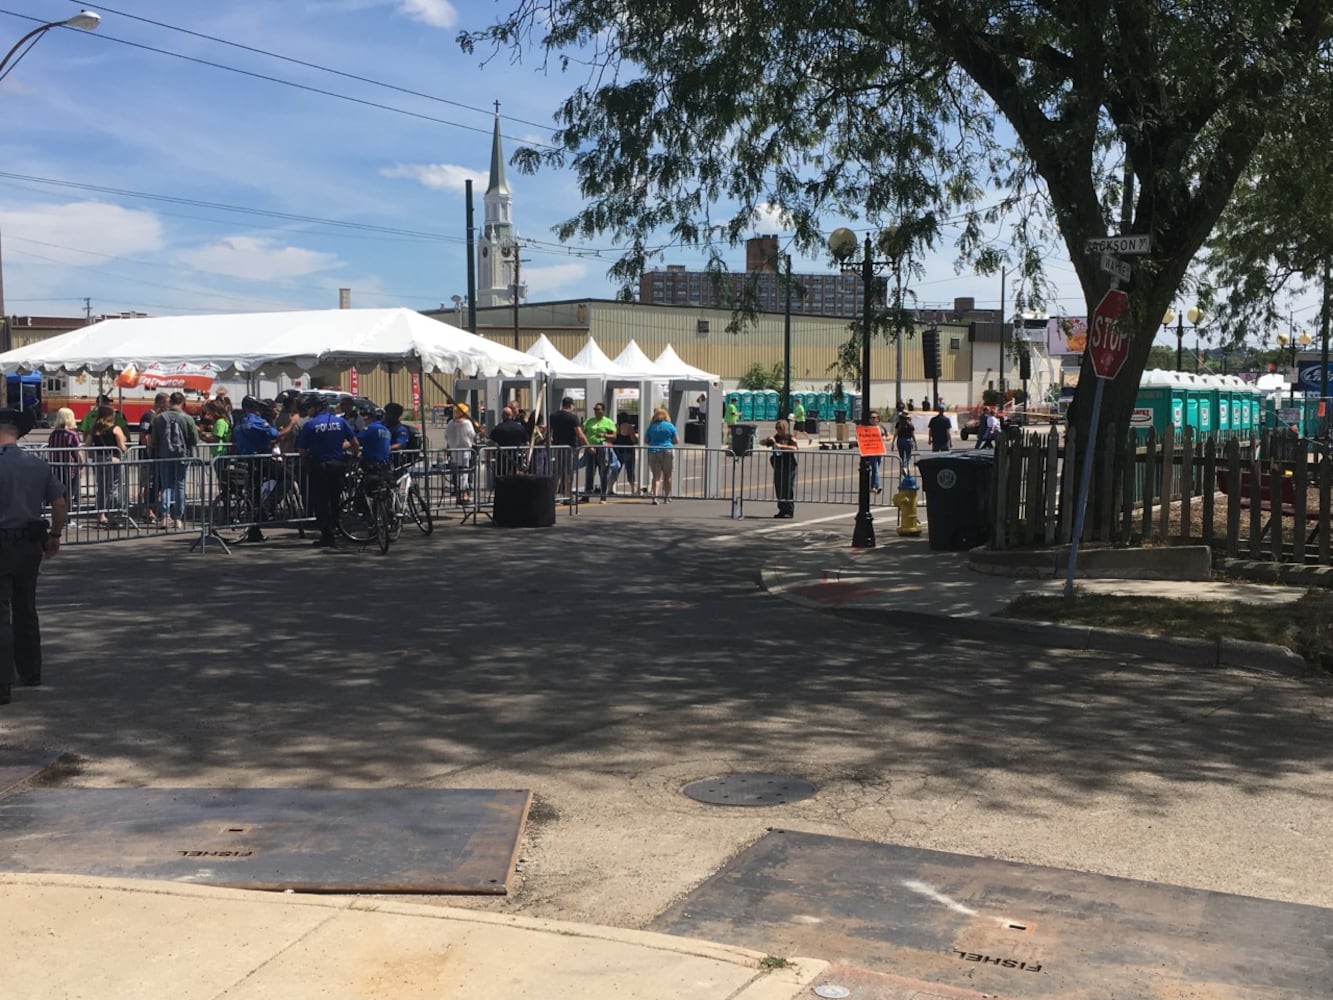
left=1048, top=316, right=1088, bottom=356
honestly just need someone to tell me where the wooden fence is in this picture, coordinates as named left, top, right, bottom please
left=991, top=426, right=1333, bottom=565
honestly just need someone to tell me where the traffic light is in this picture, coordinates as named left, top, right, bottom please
left=922, top=326, right=940, bottom=379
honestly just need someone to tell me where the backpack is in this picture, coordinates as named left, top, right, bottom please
left=402, top=424, right=422, bottom=452
left=156, top=411, right=189, bottom=458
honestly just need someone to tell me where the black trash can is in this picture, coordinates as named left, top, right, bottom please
left=494, top=475, right=556, bottom=527
left=916, top=452, right=995, bottom=550
left=730, top=423, right=757, bottom=457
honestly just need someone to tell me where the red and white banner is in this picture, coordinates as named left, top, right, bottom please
left=411, top=372, right=421, bottom=413
left=114, top=363, right=217, bottom=392
left=349, top=367, right=359, bottom=395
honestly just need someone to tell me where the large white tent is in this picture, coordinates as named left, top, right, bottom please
left=654, top=345, right=718, bottom=381
left=0, top=307, right=546, bottom=378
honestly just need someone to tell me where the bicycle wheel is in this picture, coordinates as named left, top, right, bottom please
left=407, top=482, right=434, bottom=535
left=387, top=489, right=404, bottom=542
left=337, top=489, right=375, bottom=543
left=372, top=492, right=392, bottom=553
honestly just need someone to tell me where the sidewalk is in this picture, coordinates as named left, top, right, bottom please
left=760, top=533, right=1309, bottom=676
left=2, top=873, right=826, bottom=1000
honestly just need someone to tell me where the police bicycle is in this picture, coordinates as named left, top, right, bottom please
left=336, top=459, right=395, bottom=554
left=391, top=450, right=433, bottom=536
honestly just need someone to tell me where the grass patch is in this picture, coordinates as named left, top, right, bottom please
left=759, top=955, right=794, bottom=970
left=999, top=588, right=1333, bottom=668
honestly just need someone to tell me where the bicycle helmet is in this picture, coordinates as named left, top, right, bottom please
left=241, top=395, right=262, bottom=412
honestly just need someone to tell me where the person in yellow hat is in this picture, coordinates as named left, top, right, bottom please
left=445, top=402, right=477, bottom=504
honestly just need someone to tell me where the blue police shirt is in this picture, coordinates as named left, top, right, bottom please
left=235, top=412, right=278, bottom=455
left=298, top=412, right=356, bottom=461
left=358, top=420, right=392, bottom=463
left=388, top=422, right=411, bottom=449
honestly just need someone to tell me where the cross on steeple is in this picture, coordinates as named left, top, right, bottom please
left=494, top=100, right=501, bottom=115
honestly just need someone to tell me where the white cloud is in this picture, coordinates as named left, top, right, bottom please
left=0, top=202, right=164, bottom=264
left=524, top=262, right=588, bottom=297
left=748, top=202, right=792, bottom=233
left=397, top=0, right=457, bottom=28
left=177, top=236, right=343, bottom=282
left=380, top=162, right=480, bottom=192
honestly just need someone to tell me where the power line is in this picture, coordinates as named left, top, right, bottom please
left=75, top=2, right=555, bottom=134
left=0, top=7, right=558, bottom=149
left=0, top=170, right=454, bottom=240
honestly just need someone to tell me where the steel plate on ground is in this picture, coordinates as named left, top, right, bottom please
left=651, top=829, right=1331, bottom=998
left=0, top=787, right=531, bottom=894
left=0, top=749, right=65, bottom=796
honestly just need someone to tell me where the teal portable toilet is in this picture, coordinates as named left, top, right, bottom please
left=1134, top=370, right=1175, bottom=437
left=1194, top=374, right=1216, bottom=434
left=1183, top=374, right=1201, bottom=431
left=725, top=391, right=742, bottom=416
left=816, top=392, right=830, bottom=419
left=1166, top=372, right=1186, bottom=430
left=1212, top=375, right=1231, bottom=432
left=764, top=390, right=780, bottom=421
left=739, top=391, right=754, bottom=421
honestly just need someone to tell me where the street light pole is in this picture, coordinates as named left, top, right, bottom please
left=782, top=253, right=792, bottom=421
left=830, top=227, right=900, bottom=550
left=0, top=10, right=100, bottom=79
left=1162, top=306, right=1201, bottom=372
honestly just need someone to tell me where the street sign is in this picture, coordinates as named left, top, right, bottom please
left=856, top=424, right=886, bottom=457
left=1085, top=234, right=1151, bottom=255
left=1100, top=252, right=1132, bottom=283
left=1088, top=289, right=1131, bottom=380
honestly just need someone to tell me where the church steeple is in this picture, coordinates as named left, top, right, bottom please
left=486, top=103, right=509, bottom=197
left=477, top=103, right=523, bottom=308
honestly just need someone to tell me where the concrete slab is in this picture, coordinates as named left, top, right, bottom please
left=0, top=748, right=63, bottom=795
left=0, top=874, right=828, bottom=1000
left=0, top=787, right=531, bottom=893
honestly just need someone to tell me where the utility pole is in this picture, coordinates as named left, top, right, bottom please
left=512, top=249, right=521, bottom=349
left=464, top=179, right=477, bottom=333
left=782, top=253, right=792, bottom=420
left=998, top=267, right=1006, bottom=394
left=84, top=297, right=92, bottom=322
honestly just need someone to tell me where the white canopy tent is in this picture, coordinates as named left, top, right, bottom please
left=654, top=345, right=717, bottom=382
left=455, top=333, right=603, bottom=429
left=0, top=307, right=546, bottom=380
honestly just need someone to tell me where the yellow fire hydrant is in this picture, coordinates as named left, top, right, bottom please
left=891, top=471, right=922, bottom=536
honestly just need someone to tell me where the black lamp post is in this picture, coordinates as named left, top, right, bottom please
left=1162, top=306, right=1201, bottom=372
left=828, top=227, right=903, bottom=549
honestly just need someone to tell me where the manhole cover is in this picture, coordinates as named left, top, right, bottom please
left=681, top=773, right=816, bottom=807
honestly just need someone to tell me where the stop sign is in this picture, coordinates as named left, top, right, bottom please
left=1088, top=289, right=1131, bottom=379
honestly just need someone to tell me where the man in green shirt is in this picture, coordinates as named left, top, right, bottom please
left=792, top=399, right=808, bottom=440
left=724, top=397, right=739, bottom=445
left=582, top=402, right=617, bottom=502
left=78, top=394, right=129, bottom=436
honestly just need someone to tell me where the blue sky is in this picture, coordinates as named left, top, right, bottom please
left=0, top=1, right=1318, bottom=349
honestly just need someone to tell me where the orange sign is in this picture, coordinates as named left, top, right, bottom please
left=856, top=424, right=887, bottom=456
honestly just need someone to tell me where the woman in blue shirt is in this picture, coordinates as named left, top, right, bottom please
left=643, top=407, right=678, bottom=505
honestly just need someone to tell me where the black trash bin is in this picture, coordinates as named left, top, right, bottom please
left=729, top=423, right=757, bottom=457
left=916, top=452, right=995, bottom=550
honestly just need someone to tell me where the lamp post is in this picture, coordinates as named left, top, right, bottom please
left=0, top=10, right=100, bottom=79
left=1276, top=330, right=1312, bottom=404
left=782, top=253, right=792, bottom=421
left=1162, top=306, right=1201, bottom=372
left=829, top=226, right=902, bottom=549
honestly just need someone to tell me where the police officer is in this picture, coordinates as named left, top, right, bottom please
left=297, top=394, right=359, bottom=548
left=234, top=396, right=280, bottom=542
left=0, top=408, right=67, bottom=705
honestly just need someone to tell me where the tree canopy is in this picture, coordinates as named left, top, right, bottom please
left=462, top=1, right=1333, bottom=438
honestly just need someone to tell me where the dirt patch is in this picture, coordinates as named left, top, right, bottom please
left=999, top=590, right=1333, bottom=669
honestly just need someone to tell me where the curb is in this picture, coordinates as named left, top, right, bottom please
left=762, top=567, right=1308, bottom=678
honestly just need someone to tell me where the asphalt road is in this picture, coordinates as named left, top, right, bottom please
left=6, top=501, right=1333, bottom=932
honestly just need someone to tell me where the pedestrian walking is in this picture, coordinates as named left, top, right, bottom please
left=0, top=407, right=67, bottom=704
left=927, top=407, right=952, bottom=452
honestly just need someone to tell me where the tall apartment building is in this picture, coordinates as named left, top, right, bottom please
left=639, top=235, right=868, bottom=317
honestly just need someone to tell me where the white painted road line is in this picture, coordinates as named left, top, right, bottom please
left=702, top=510, right=856, bottom=543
